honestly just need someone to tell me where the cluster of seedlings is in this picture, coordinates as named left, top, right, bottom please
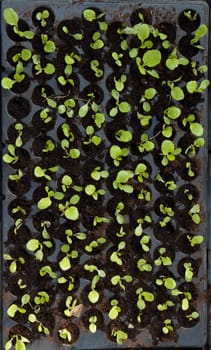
left=1, top=4, right=209, bottom=350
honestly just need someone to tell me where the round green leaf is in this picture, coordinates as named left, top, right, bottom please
left=64, top=206, right=79, bottom=221
left=37, top=197, right=52, bottom=210
left=4, top=8, right=19, bottom=26
left=143, top=49, right=161, bottom=67
left=190, top=123, right=203, bottom=136
left=88, top=290, right=99, bottom=303
left=26, top=239, right=39, bottom=251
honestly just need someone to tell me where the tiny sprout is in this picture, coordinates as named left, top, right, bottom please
left=3, top=7, right=34, bottom=39
left=113, top=170, right=134, bottom=193
left=187, top=234, right=203, bottom=247
left=3, top=144, right=19, bottom=164
left=184, top=10, right=198, bottom=21
left=184, top=262, right=194, bottom=282
left=137, top=258, right=152, bottom=272
left=41, top=34, right=56, bottom=53
left=59, top=245, right=78, bottom=271
left=191, top=24, right=208, bottom=47
left=111, top=329, right=128, bottom=345
left=110, top=145, right=129, bottom=167
left=110, top=241, right=126, bottom=266
left=59, top=195, right=80, bottom=221
left=138, top=133, right=154, bottom=153
left=37, top=186, right=64, bottom=210
left=3, top=253, right=25, bottom=273
left=114, top=74, right=127, bottom=92
left=40, top=265, right=57, bottom=278
left=111, top=274, right=132, bottom=291
left=89, top=316, right=97, bottom=333
left=64, top=296, right=82, bottom=317
left=93, top=216, right=110, bottom=226
left=186, top=311, right=199, bottom=321
left=91, top=166, right=109, bottom=181
left=34, top=164, right=58, bottom=181
left=115, top=202, right=125, bottom=224
left=90, top=31, right=104, bottom=50
left=156, top=276, right=176, bottom=290
left=112, top=51, right=123, bottom=67
left=5, top=335, right=30, bottom=350
left=36, top=9, right=49, bottom=27
left=90, top=59, right=103, bottom=77
left=162, top=319, right=174, bottom=334
left=186, top=79, right=210, bottom=94
left=58, top=328, right=72, bottom=343
left=157, top=300, right=175, bottom=311
left=9, top=169, right=23, bottom=182
left=108, top=299, right=121, bottom=320
left=85, top=184, right=105, bottom=200
left=135, top=163, right=149, bottom=183
left=136, top=288, right=154, bottom=311
left=188, top=204, right=201, bottom=224
left=85, top=237, right=106, bottom=253
left=161, top=140, right=181, bottom=166
left=115, top=129, right=133, bottom=143
left=84, top=125, right=102, bottom=146
left=154, top=247, right=172, bottom=266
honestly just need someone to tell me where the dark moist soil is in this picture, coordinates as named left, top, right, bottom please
left=3, top=4, right=207, bottom=349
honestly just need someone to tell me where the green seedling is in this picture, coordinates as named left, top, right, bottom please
left=87, top=268, right=106, bottom=304
left=188, top=204, right=201, bottom=224
left=61, top=139, right=80, bottom=159
left=14, top=123, right=24, bottom=147
left=5, top=334, right=30, bottom=350
left=140, top=87, right=157, bottom=112
left=28, top=314, right=50, bottom=335
left=155, top=173, right=177, bottom=191
left=156, top=276, right=176, bottom=290
left=57, top=275, right=76, bottom=292
left=108, top=299, right=121, bottom=320
left=12, top=48, right=31, bottom=64
left=64, top=295, right=82, bottom=317
left=34, top=291, right=49, bottom=305
left=112, top=51, right=124, bottom=67
left=17, top=278, right=27, bottom=290
left=171, top=289, right=192, bottom=311
left=110, top=145, right=129, bottom=166
left=186, top=161, right=196, bottom=177
left=26, top=234, right=53, bottom=261
left=184, top=262, right=194, bottom=282
left=138, top=188, right=151, bottom=202
left=93, top=216, right=110, bottom=226
left=186, top=79, right=210, bottom=94
left=154, top=247, right=172, bottom=266
left=186, top=311, right=199, bottom=321
left=11, top=205, right=26, bottom=216
left=39, top=265, right=57, bottom=278
left=40, top=34, right=56, bottom=53
left=32, top=54, right=55, bottom=76
left=39, top=108, right=53, bottom=124
left=34, top=165, right=58, bottom=181
left=89, top=316, right=98, bottom=333
left=90, top=59, right=103, bottom=77
left=113, top=170, right=134, bottom=193
left=85, top=237, right=106, bottom=253
left=137, top=258, right=152, bottom=272
left=3, top=144, right=19, bottom=164
left=116, top=226, right=127, bottom=238
left=84, top=125, right=102, bottom=146
left=111, top=329, right=128, bottom=345
left=36, top=9, right=49, bottom=27
left=84, top=184, right=105, bottom=200
left=159, top=204, right=174, bottom=227
left=37, top=186, right=64, bottom=210
left=115, top=129, right=132, bottom=143
left=58, top=98, right=76, bottom=119
left=41, top=87, right=57, bottom=108
left=167, top=80, right=184, bottom=101
left=138, top=133, right=155, bottom=153
left=59, top=244, right=78, bottom=271
left=114, top=74, right=127, bottom=92
left=111, top=274, right=133, bottom=291
left=137, top=111, right=152, bottom=127
left=115, top=202, right=125, bottom=224
left=90, top=31, right=104, bottom=49
left=187, top=234, right=204, bottom=247
left=136, top=49, right=161, bottom=78
left=157, top=300, right=175, bottom=311
left=62, top=26, right=83, bottom=40
left=166, top=48, right=189, bottom=70
left=58, top=328, right=72, bottom=343
left=3, top=254, right=25, bottom=273
left=184, top=10, right=198, bottom=21
left=3, top=7, right=34, bottom=39
left=191, top=24, right=208, bottom=48
left=59, top=195, right=80, bottom=220
left=109, top=89, right=131, bottom=117
left=9, top=169, right=23, bottom=182
left=135, top=163, right=149, bottom=183
left=91, top=166, right=109, bottom=181
left=136, top=288, right=154, bottom=311
left=110, top=241, right=126, bottom=266
left=134, top=223, right=151, bottom=252
left=61, top=123, right=75, bottom=141
left=7, top=293, right=30, bottom=319
left=83, top=8, right=105, bottom=22
left=64, top=228, right=85, bottom=245
left=161, top=140, right=181, bottom=166
left=13, top=218, right=23, bottom=235
left=162, top=319, right=174, bottom=334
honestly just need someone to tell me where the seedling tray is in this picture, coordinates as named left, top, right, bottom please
left=1, top=0, right=210, bottom=349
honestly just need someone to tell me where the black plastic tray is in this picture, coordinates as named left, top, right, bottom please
left=1, top=1, right=210, bottom=349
